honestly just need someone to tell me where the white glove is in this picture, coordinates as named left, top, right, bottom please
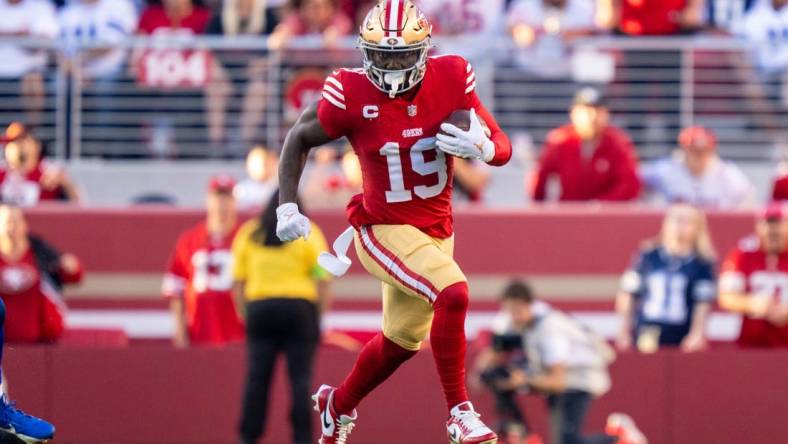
left=276, top=202, right=311, bottom=242
left=436, top=108, right=495, bottom=162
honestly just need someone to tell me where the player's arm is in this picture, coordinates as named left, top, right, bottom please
left=277, top=102, right=337, bottom=241
left=279, top=102, right=336, bottom=204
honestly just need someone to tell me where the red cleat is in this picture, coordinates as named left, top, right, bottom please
left=312, top=384, right=357, bottom=444
left=446, top=402, right=498, bottom=444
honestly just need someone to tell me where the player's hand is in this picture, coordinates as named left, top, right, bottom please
left=680, top=332, right=707, bottom=353
left=436, top=108, right=495, bottom=162
left=276, top=202, right=311, bottom=242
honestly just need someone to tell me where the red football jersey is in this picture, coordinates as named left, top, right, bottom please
left=720, top=236, right=788, bottom=347
left=0, top=249, right=69, bottom=343
left=620, top=0, right=686, bottom=35
left=0, top=161, right=67, bottom=206
left=317, top=55, right=511, bottom=239
left=162, top=222, right=244, bottom=345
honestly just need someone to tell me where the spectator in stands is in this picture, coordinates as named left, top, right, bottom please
left=706, top=0, right=758, bottom=32
left=506, top=0, right=602, bottom=78
left=205, top=0, right=278, bottom=148
left=719, top=202, right=788, bottom=347
left=733, top=0, right=788, bottom=107
left=0, top=0, right=58, bottom=129
left=234, top=145, right=279, bottom=210
left=0, top=204, right=82, bottom=343
left=606, top=0, right=705, bottom=35
left=267, top=0, right=353, bottom=49
left=531, top=87, right=641, bottom=202
left=58, top=0, right=138, bottom=80
left=135, top=0, right=212, bottom=156
left=490, top=279, right=647, bottom=444
left=616, top=204, right=716, bottom=353
left=162, top=175, right=244, bottom=348
left=0, top=122, right=80, bottom=206
left=138, top=0, right=212, bottom=35
left=420, top=0, right=506, bottom=103
left=302, top=146, right=362, bottom=209
left=640, top=126, right=755, bottom=209
left=232, top=192, right=331, bottom=444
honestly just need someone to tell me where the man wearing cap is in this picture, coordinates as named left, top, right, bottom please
left=719, top=203, right=788, bottom=347
left=0, top=122, right=80, bottom=206
left=641, top=125, right=754, bottom=209
left=161, top=174, right=244, bottom=347
left=532, top=87, right=641, bottom=202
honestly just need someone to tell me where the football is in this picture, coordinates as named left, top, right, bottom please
left=440, top=109, right=491, bottom=137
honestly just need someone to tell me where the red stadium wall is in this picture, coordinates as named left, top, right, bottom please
left=8, top=206, right=778, bottom=443
left=5, top=345, right=787, bottom=444
left=23, top=205, right=756, bottom=276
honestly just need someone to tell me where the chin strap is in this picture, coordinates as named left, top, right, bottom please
left=317, top=226, right=356, bottom=277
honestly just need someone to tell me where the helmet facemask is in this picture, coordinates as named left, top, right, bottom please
left=360, top=38, right=431, bottom=98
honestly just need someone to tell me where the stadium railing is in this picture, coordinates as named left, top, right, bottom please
left=1, top=34, right=784, bottom=162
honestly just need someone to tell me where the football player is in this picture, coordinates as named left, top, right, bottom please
left=276, top=1, right=512, bottom=443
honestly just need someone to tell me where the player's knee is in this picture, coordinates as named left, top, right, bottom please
left=383, top=329, right=425, bottom=353
left=435, top=281, right=469, bottom=313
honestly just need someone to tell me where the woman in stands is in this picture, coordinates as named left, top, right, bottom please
left=0, top=204, right=82, bottom=344
left=231, top=192, right=331, bottom=444
left=616, top=203, right=717, bottom=353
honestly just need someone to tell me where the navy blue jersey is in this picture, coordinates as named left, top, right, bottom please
left=621, top=246, right=717, bottom=346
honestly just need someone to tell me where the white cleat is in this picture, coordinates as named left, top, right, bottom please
left=446, top=402, right=498, bottom=444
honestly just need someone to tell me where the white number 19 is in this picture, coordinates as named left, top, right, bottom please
left=379, top=137, right=448, bottom=203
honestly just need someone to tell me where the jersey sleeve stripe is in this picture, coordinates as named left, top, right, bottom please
left=465, top=82, right=476, bottom=94
left=466, top=63, right=472, bottom=73
left=323, top=84, right=345, bottom=101
left=322, top=91, right=347, bottom=110
left=326, top=76, right=343, bottom=91
left=466, top=72, right=476, bottom=85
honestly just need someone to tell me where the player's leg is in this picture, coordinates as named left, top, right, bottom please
left=0, top=298, right=56, bottom=443
left=238, top=301, right=281, bottom=443
left=282, top=300, right=320, bottom=444
left=353, top=225, right=496, bottom=444
left=331, top=282, right=430, bottom=415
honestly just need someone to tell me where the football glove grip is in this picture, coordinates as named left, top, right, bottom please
left=436, top=108, right=495, bottom=162
left=276, top=202, right=311, bottom=242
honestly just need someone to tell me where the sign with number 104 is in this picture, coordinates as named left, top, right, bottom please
left=139, top=50, right=212, bottom=89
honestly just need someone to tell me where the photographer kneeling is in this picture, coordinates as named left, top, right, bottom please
left=475, top=280, right=648, bottom=444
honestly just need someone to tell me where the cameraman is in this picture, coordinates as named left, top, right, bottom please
left=471, top=281, right=535, bottom=442
left=474, top=280, right=648, bottom=444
